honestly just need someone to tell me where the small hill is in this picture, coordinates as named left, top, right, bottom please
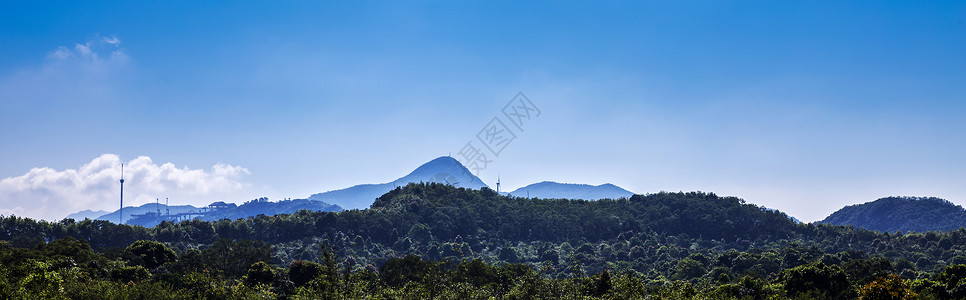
left=508, top=181, right=633, bottom=200
left=65, top=209, right=109, bottom=221
left=308, top=156, right=488, bottom=209
left=369, top=183, right=800, bottom=242
left=817, top=196, right=966, bottom=232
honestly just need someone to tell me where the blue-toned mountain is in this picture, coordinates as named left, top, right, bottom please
left=507, top=181, right=634, bottom=200
left=308, top=156, right=487, bottom=209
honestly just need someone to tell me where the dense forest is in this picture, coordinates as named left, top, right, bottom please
left=3, top=183, right=966, bottom=298
left=819, top=196, right=966, bottom=233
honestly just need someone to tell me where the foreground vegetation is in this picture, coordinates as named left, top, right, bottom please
left=3, top=183, right=966, bottom=298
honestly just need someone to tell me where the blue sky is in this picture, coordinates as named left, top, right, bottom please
left=1, top=1, right=964, bottom=222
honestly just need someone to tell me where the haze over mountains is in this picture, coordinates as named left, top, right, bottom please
left=308, top=156, right=637, bottom=209
left=64, top=156, right=966, bottom=234
left=98, top=203, right=201, bottom=224
left=308, top=156, right=486, bottom=210
left=65, top=156, right=636, bottom=225
left=508, top=181, right=634, bottom=200
left=86, top=199, right=342, bottom=227
left=65, top=209, right=109, bottom=221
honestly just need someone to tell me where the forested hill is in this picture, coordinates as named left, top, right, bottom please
left=370, top=183, right=801, bottom=242
left=1, top=183, right=800, bottom=250
left=818, top=196, right=966, bottom=232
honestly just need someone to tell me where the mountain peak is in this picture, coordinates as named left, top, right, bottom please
left=419, top=156, right=461, bottom=168
left=308, top=156, right=489, bottom=210
left=396, top=156, right=487, bottom=189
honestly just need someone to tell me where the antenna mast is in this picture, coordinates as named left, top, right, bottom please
left=119, top=164, right=124, bottom=224
left=496, top=175, right=501, bottom=193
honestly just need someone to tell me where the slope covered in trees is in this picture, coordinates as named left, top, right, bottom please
left=819, top=196, right=966, bottom=233
left=3, top=183, right=966, bottom=298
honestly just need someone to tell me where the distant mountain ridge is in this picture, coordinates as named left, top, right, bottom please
left=308, top=156, right=641, bottom=209
left=308, top=156, right=488, bottom=209
left=73, top=156, right=639, bottom=225
left=817, top=196, right=966, bottom=232
left=84, top=199, right=342, bottom=227
left=65, top=209, right=108, bottom=221
left=507, top=181, right=634, bottom=200
left=97, top=203, right=198, bottom=224
left=201, top=198, right=341, bottom=222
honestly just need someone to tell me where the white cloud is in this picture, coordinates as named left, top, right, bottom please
left=48, top=46, right=74, bottom=60
left=0, top=154, right=250, bottom=221
left=103, top=36, right=121, bottom=46
left=45, top=36, right=126, bottom=65
left=74, top=42, right=93, bottom=58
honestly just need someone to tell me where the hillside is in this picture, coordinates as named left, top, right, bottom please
left=367, top=183, right=801, bottom=243
left=5, top=184, right=966, bottom=298
left=9, top=183, right=803, bottom=250
left=507, top=181, right=634, bottom=200
left=818, top=196, right=966, bottom=232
